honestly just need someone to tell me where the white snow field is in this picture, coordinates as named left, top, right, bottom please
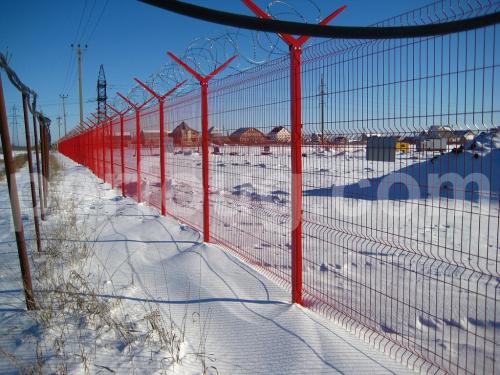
left=56, top=129, right=498, bottom=373
left=0, top=155, right=416, bottom=374
left=115, top=129, right=499, bottom=374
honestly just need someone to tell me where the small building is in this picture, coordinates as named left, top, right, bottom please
left=111, top=132, right=131, bottom=148
left=267, top=126, right=291, bottom=143
left=209, top=126, right=229, bottom=145
left=171, top=121, right=199, bottom=146
left=421, top=126, right=475, bottom=145
left=229, top=127, right=267, bottom=145
left=361, top=132, right=382, bottom=143
left=416, top=137, right=448, bottom=152
left=332, top=136, right=349, bottom=145
left=141, top=130, right=161, bottom=147
left=451, top=130, right=475, bottom=144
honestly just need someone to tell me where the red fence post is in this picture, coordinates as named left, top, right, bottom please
left=167, top=52, right=236, bottom=243
left=93, top=113, right=106, bottom=182
left=242, top=0, right=346, bottom=305
left=136, top=110, right=141, bottom=201
left=290, top=45, right=303, bottom=305
left=117, top=94, right=153, bottom=203
left=98, top=111, right=116, bottom=189
left=159, top=100, right=166, bottom=214
left=86, top=117, right=98, bottom=177
left=107, top=103, right=130, bottom=197
left=200, top=82, right=209, bottom=239
left=120, top=115, right=125, bottom=195
left=134, top=78, right=186, bottom=216
left=109, top=119, right=114, bottom=188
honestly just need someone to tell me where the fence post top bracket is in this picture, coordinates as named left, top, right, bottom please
left=242, top=0, right=346, bottom=47
left=167, top=52, right=237, bottom=84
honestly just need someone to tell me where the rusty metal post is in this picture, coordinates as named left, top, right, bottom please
left=22, top=93, right=41, bottom=252
left=41, top=123, right=49, bottom=208
left=32, top=112, right=45, bottom=220
left=40, top=120, right=50, bottom=209
left=0, top=75, right=36, bottom=310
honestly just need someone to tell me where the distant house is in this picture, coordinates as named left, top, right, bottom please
left=267, top=126, right=291, bottom=143
left=171, top=121, right=199, bottom=146
left=208, top=126, right=222, bottom=138
left=423, top=126, right=475, bottom=145
left=112, top=132, right=131, bottom=147
left=451, top=130, right=475, bottom=144
left=361, top=132, right=382, bottom=143
left=332, top=136, right=348, bottom=145
left=209, top=126, right=229, bottom=145
left=141, top=130, right=162, bottom=147
left=230, top=127, right=267, bottom=145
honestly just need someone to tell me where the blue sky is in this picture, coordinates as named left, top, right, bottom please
left=1, top=0, right=432, bottom=142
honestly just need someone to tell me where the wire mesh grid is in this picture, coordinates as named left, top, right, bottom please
left=166, top=90, right=204, bottom=231
left=58, top=2, right=500, bottom=373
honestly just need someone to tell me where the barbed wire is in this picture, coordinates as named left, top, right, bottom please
left=113, top=0, right=323, bottom=109
left=0, top=52, right=51, bottom=130
left=113, top=0, right=499, bottom=120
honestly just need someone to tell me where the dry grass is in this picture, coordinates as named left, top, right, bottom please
left=49, top=154, right=63, bottom=180
left=10, top=155, right=216, bottom=374
left=0, top=153, right=27, bottom=180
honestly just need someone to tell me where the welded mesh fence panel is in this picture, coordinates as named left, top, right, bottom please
left=140, top=105, right=161, bottom=209
left=299, top=22, right=499, bottom=375
left=98, top=126, right=104, bottom=181
left=92, top=129, right=98, bottom=177
left=208, top=56, right=294, bottom=286
left=166, top=90, right=203, bottom=231
left=57, top=2, right=500, bottom=374
left=111, top=118, right=121, bottom=189
left=123, top=113, right=138, bottom=200
left=104, top=123, right=111, bottom=185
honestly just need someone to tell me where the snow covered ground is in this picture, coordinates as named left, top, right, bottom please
left=120, top=129, right=499, bottom=374
left=0, top=155, right=417, bottom=374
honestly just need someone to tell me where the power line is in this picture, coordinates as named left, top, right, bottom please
left=85, top=0, right=110, bottom=44
left=62, top=1, right=88, bottom=94
left=79, top=0, right=97, bottom=43
left=73, top=0, right=88, bottom=42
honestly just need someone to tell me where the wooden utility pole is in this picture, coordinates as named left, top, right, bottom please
left=71, top=44, right=87, bottom=126
left=59, top=94, right=68, bottom=136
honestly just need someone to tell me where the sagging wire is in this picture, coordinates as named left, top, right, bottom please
left=0, top=53, right=51, bottom=130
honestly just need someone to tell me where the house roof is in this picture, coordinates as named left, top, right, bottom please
left=268, top=126, right=289, bottom=135
left=230, top=127, right=265, bottom=138
left=208, top=126, right=222, bottom=135
left=452, top=129, right=474, bottom=136
left=172, top=121, right=199, bottom=134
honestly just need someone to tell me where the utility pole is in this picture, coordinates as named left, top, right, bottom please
left=59, top=94, right=68, bottom=136
left=56, top=116, right=62, bottom=140
left=71, top=43, right=87, bottom=126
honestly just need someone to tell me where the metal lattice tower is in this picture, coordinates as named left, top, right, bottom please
left=97, top=64, right=107, bottom=122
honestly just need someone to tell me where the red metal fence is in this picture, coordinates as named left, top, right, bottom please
left=58, top=3, right=499, bottom=374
